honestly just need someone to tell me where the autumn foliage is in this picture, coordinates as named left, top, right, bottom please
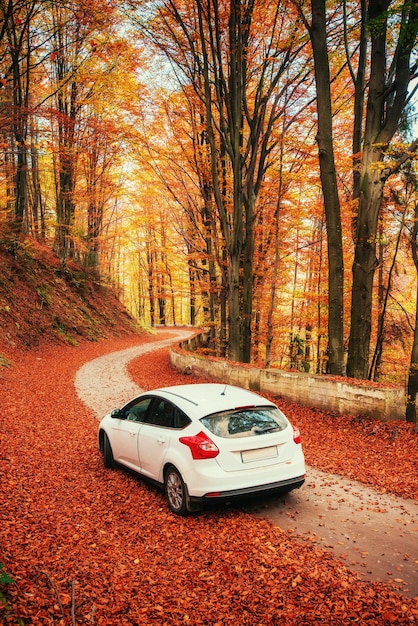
left=1, top=0, right=417, bottom=384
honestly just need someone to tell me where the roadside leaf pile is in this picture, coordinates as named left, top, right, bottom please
left=1, top=334, right=417, bottom=625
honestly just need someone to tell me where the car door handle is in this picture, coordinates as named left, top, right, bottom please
left=157, top=437, right=166, bottom=444
left=129, top=431, right=136, bottom=436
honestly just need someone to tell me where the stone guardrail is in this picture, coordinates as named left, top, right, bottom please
left=169, top=332, right=406, bottom=421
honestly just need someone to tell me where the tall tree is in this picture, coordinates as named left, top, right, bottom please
left=405, top=171, right=418, bottom=425
left=346, top=0, right=418, bottom=378
left=369, top=198, right=408, bottom=381
left=1, top=0, right=39, bottom=232
left=50, top=0, right=89, bottom=260
left=47, top=0, right=123, bottom=261
left=293, top=0, right=346, bottom=375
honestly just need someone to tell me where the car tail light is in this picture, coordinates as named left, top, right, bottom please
left=179, top=431, right=219, bottom=459
left=292, top=425, right=301, bottom=444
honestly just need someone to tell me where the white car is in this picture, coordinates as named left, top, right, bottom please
left=98, top=383, right=305, bottom=515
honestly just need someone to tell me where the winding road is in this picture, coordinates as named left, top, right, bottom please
left=74, top=329, right=418, bottom=599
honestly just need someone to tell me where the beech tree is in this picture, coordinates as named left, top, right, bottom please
left=131, top=0, right=308, bottom=362
left=49, top=0, right=115, bottom=261
left=293, top=0, right=346, bottom=375
left=293, top=0, right=417, bottom=378
left=49, top=0, right=82, bottom=260
left=139, top=88, right=226, bottom=345
left=346, top=0, right=418, bottom=378
left=406, top=171, right=418, bottom=425
left=0, top=0, right=44, bottom=232
left=0, top=0, right=132, bottom=267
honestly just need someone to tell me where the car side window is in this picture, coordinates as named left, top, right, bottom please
left=175, top=408, right=191, bottom=429
left=143, top=400, right=191, bottom=429
left=125, top=397, right=153, bottom=422
left=146, top=400, right=175, bottom=428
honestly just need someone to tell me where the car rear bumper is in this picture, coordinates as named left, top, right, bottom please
left=190, top=474, right=305, bottom=503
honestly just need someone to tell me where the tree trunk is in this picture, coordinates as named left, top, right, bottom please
left=369, top=206, right=406, bottom=380
left=228, top=252, right=242, bottom=362
left=266, top=197, right=281, bottom=368
left=10, top=33, right=30, bottom=232
left=350, top=0, right=367, bottom=202
left=347, top=146, right=383, bottom=377
left=30, top=122, right=46, bottom=239
left=265, top=119, right=287, bottom=368
left=188, top=261, right=197, bottom=327
left=241, top=197, right=255, bottom=363
left=147, top=237, right=156, bottom=327
left=310, top=0, right=345, bottom=375
left=219, top=249, right=228, bottom=358
left=227, top=0, right=246, bottom=362
left=406, top=315, right=418, bottom=425
left=406, top=184, right=418, bottom=425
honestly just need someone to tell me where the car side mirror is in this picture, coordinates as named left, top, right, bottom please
left=110, top=408, right=121, bottom=419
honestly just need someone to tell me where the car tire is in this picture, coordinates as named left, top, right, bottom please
left=102, top=433, right=114, bottom=469
left=164, top=466, right=188, bottom=516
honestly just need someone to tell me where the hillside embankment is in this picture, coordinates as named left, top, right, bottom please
left=0, top=232, right=138, bottom=361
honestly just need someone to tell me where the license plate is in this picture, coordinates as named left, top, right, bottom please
left=241, top=446, right=278, bottom=463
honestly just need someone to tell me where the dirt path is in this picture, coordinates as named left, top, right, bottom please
left=74, top=330, right=418, bottom=600
left=243, top=469, right=418, bottom=599
left=74, top=329, right=195, bottom=418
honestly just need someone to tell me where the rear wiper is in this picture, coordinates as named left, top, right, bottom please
left=252, top=425, right=279, bottom=434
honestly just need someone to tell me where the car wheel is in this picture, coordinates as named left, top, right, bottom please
left=102, top=433, right=114, bottom=469
left=164, top=466, right=188, bottom=516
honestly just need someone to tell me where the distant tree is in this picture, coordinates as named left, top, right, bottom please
left=368, top=193, right=409, bottom=381
left=131, top=0, right=308, bottom=362
left=49, top=0, right=95, bottom=261
left=48, top=0, right=129, bottom=264
left=0, top=0, right=40, bottom=232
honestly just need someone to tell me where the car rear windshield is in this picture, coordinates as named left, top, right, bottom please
left=200, top=406, right=288, bottom=439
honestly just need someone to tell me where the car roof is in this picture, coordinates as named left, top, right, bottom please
left=146, top=383, right=276, bottom=420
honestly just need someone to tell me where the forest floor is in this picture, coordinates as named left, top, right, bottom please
left=75, top=331, right=418, bottom=598
left=1, top=330, right=418, bottom=625
left=1, top=236, right=418, bottom=624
